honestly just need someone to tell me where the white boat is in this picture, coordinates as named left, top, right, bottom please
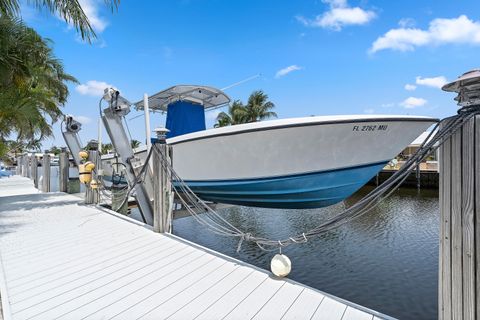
left=103, top=85, right=437, bottom=209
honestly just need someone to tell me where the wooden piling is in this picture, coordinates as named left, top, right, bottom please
left=26, top=155, right=31, bottom=178
left=42, top=152, right=50, bottom=192
left=152, top=144, right=173, bottom=233
left=22, top=154, right=28, bottom=177
left=439, top=115, right=479, bottom=320
left=23, top=155, right=28, bottom=177
left=59, top=148, right=69, bottom=192
left=17, top=156, right=20, bottom=176
left=29, top=155, right=35, bottom=180
left=32, top=156, right=38, bottom=189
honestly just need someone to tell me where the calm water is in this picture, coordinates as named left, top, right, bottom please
left=173, top=186, right=439, bottom=320
left=43, top=167, right=438, bottom=319
left=37, top=166, right=85, bottom=192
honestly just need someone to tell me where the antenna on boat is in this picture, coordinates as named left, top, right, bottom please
left=203, top=74, right=262, bottom=113
left=220, top=73, right=261, bottom=91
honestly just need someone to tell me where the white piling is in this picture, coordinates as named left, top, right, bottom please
left=42, top=151, right=50, bottom=192
left=152, top=129, right=173, bottom=233
left=32, top=156, right=38, bottom=189
left=59, top=148, right=69, bottom=193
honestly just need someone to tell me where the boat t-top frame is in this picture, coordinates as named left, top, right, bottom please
left=134, top=85, right=231, bottom=112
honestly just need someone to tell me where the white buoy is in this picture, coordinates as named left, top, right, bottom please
left=270, top=254, right=292, bottom=277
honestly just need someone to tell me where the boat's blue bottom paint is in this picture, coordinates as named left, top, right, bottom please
left=180, top=161, right=388, bottom=209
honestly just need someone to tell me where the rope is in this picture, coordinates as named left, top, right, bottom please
left=123, top=105, right=479, bottom=252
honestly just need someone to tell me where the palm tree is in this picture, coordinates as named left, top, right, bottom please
left=48, top=146, right=61, bottom=155
left=101, top=143, right=113, bottom=154
left=130, top=139, right=141, bottom=149
left=244, top=90, right=277, bottom=123
left=0, top=0, right=119, bottom=42
left=214, top=100, right=247, bottom=128
left=0, top=17, right=77, bottom=147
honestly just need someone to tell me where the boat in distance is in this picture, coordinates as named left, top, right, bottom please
left=102, top=85, right=438, bottom=209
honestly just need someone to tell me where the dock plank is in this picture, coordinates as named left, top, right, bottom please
left=194, top=270, right=268, bottom=319
left=0, top=177, right=394, bottom=320
left=341, top=306, right=373, bottom=320
left=281, top=288, right=324, bottom=320
left=222, top=276, right=285, bottom=320
left=311, top=296, right=347, bottom=320
left=166, top=266, right=254, bottom=320
left=251, top=282, right=304, bottom=320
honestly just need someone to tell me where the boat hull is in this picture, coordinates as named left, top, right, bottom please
left=102, top=115, right=436, bottom=209
left=168, top=115, right=435, bottom=208
left=181, top=161, right=388, bottom=209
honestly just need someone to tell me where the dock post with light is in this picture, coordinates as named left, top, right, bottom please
left=439, top=70, right=480, bottom=320
left=152, top=127, right=173, bottom=233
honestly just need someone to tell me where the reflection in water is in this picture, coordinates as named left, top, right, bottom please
left=173, top=187, right=439, bottom=320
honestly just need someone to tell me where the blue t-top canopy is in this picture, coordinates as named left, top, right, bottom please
left=165, top=100, right=206, bottom=138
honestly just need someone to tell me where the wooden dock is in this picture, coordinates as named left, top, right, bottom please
left=0, top=176, right=394, bottom=320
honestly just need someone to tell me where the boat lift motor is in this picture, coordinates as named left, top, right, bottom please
left=101, top=88, right=154, bottom=225
left=62, top=115, right=84, bottom=166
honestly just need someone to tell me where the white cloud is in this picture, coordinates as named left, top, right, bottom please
left=404, top=84, right=417, bottom=91
left=296, top=0, right=375, bottom=31
left=415, top=76, right=448, bottom=89
left=370, top=15, right=480, bottom=53
left=275, top=65, right=303, bottom=78
left=78, top=0, right=108, bottom=32
left=400, top=97, right=427, bottom=109
left=363, top=108, right=375, bottom=114
left=76, top=80, right=116, bottom=96
left=74, top=115, right=92, bottom=124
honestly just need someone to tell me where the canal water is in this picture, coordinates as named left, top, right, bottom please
left=173, top=186, right=439, bottom=320
left=43, top=167, right=438, bottom=319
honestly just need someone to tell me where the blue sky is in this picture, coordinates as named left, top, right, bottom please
left=22, top=0, right=480, bottom=148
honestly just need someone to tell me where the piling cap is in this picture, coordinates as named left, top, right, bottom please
left=153, top=127, right=170, bottom=140
left=442, top=69, right=480, bottom=107
left=442, top=69, right=480, bottom=93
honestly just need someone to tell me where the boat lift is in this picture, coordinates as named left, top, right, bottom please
left=61, top=115, right=83, bottom=166
left=100, top=88, right=155, bottom=225
left=61, top=96, right=155, bottom=224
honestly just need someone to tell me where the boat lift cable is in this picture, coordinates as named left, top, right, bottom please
left=145, top=104, right=480, bottom=252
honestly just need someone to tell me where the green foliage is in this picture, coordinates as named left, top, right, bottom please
left=47, top=146, right=62, bottom=155
left=0, top=0, right=119, bottom=42
left=214, top=91, right=277, bottom=128
left=244, top=90, right=277, bottom=122
left=101, top=143, right=114, bottom=154
left=214, top=100, right=247, bottom=127
left=0, top=17, right=77, bottom=156
left=130, top=139, right=141, bottom=149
